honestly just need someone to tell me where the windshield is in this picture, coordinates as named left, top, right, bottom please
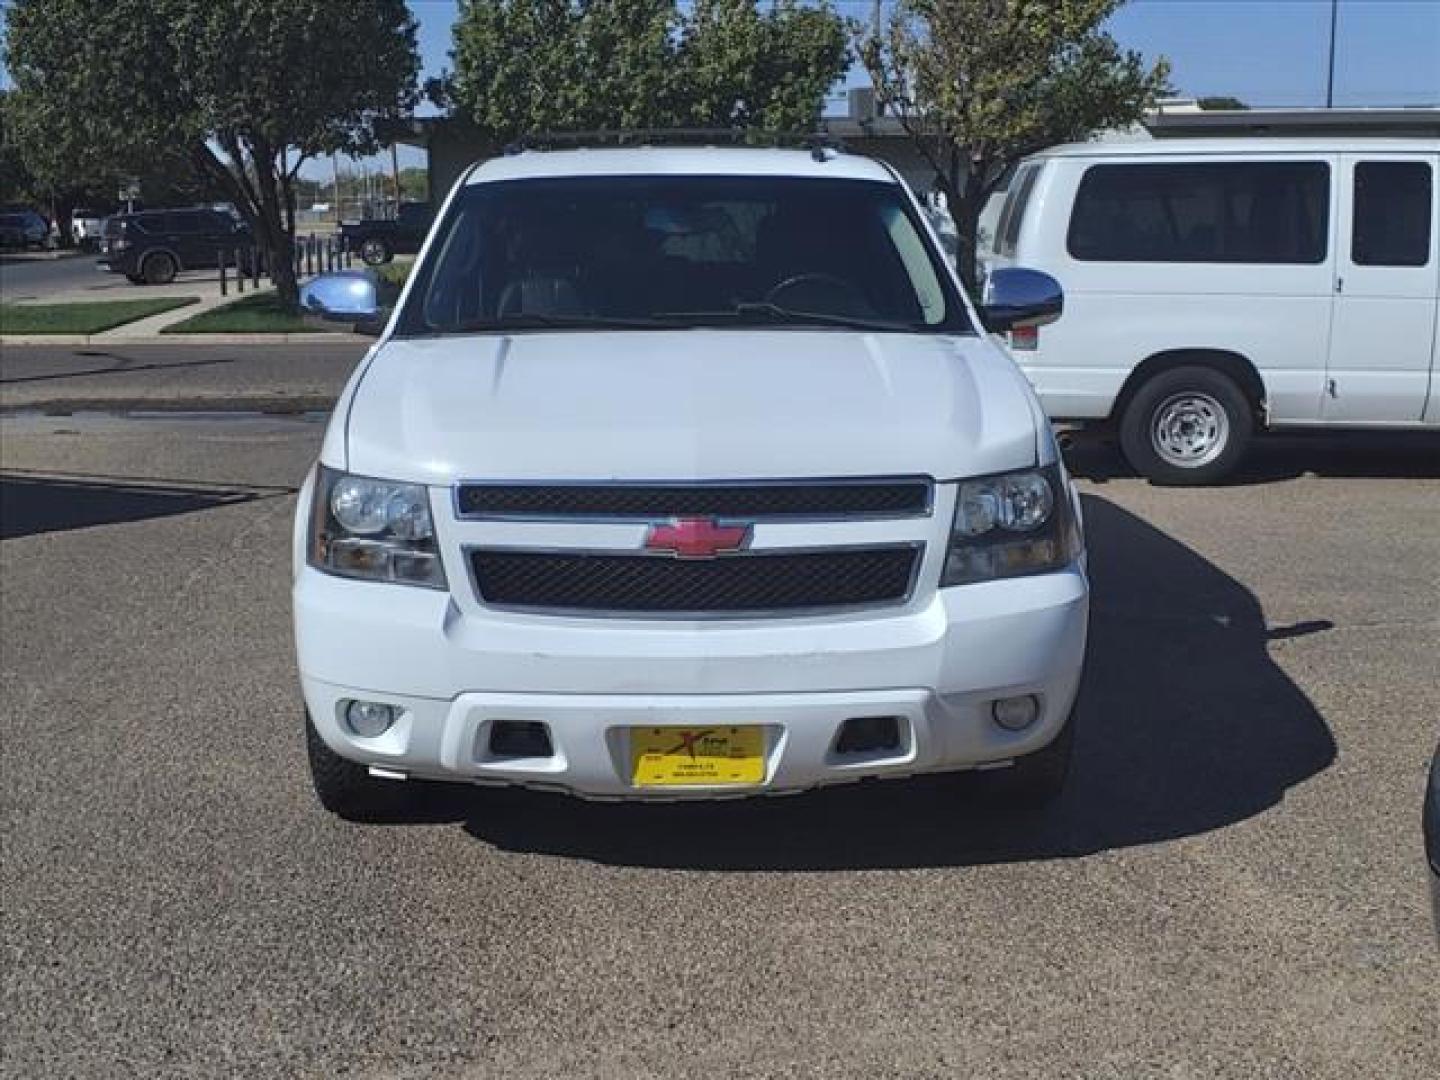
left=396, top=175, right=970, bottom=336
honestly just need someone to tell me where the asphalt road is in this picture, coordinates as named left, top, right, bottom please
left=1, top=342, right=365, bottom=413
left=0, top=253, right=103, bottom=301
left=2, top=413, right=1438, bottom=1078
left=1, top=253, right=240, bottom=305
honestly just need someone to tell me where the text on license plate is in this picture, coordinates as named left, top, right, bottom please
left=630, top=726, right=765, bottom=787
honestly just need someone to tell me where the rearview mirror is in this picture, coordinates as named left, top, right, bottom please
left=299, top=271, right=391, bottom=336
left=980, top=266, right=1063, bottom=333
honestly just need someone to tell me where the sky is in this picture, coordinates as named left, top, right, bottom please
left=370, top=0, right=1440, bottom=180
left=3, top=1, right=1438, bottom=179
left=405, top=0, right=1440, bottom=109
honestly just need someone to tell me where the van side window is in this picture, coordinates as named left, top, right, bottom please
left=995, top=165, right=1040, bottom=257
left=1352, top=161, right=1432, bottom=267
left=1067, top=162, right=1329, bottom=264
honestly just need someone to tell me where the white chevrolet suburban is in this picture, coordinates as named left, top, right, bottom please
left=294, top=145, right=1088, bottom=820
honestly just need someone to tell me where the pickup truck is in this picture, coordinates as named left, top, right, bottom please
left=339, top=201, right=434, bottom=265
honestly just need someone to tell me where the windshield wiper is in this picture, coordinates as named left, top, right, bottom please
left=451, top=313, right=679, bottom=332
left=656, top=303, right=919, bottom=333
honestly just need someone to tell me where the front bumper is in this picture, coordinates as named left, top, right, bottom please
left=295, top=564, right=1088, bottom=799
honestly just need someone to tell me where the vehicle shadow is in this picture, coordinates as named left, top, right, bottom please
left=1067, top=429, right=1440, bottom=485
left=375, top=495, right=1337, bottom=870
left=0, top=473, right=263, bottom=539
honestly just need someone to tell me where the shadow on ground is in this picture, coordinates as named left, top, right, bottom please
left=358, top=495, right=1337, bottom=870
left=0, top=473, right=260, bottom=539
left=1067, top=429, right=1440, bottom=486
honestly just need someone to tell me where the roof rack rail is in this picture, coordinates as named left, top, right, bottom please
left=504, top=129, right=847, bottom=161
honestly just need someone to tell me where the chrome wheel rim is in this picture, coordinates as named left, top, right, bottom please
left=1151, top=392, right=1229, bottom=468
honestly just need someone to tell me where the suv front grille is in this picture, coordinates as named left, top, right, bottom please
left=470, top=546, right=920, bottom=615
left=456, top=479, right=932, bottom=520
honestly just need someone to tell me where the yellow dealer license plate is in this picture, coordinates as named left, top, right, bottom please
left=630, top=726, right=765, bottom=787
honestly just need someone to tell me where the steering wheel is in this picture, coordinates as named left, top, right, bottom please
left=764, top=273, right=859, bottom=307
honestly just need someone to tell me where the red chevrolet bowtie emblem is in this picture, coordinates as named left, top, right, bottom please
left=644, top=517, right=752, bottom=559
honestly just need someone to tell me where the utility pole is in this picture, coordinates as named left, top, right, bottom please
left=1325, top=0, right=1339, bottom=108
left=390, top=141, right=402, bottom=215
left=331, top=154, right=341, bottom=226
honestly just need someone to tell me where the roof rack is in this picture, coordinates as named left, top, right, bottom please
left=504, top=129, right=847, bottom=162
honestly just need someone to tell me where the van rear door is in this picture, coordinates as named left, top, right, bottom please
left=1325, top=153, right=1438, bottom=422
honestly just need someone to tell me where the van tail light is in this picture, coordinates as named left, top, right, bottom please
left=1009, top=326, right=1039, bottom=351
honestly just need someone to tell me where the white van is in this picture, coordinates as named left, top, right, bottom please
left=985, top=137, right=1439, bottom=483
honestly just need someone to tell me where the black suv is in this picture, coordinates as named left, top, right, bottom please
left=99, top=208, right=250, bottom=284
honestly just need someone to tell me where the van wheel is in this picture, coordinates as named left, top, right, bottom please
left=1119, top=366, right=1253, bottom=485
left=305, top=710, right=402, bottom=822
left=981, top=708, right=1075, bottom=807
left=141, top=252, right=178, bottom=285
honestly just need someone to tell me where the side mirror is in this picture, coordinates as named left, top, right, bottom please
left=299, top=271, right=391, bottom=337
left=980, top=266, right=1063, bottom=333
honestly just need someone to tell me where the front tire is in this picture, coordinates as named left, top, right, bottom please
left=305, top=711, right=403, bottom=821
left=1119, top=365, right=1254, bottom=485
left=141, top=251, right=178, bottom=285
left=359, top=237, right=390, bottom=266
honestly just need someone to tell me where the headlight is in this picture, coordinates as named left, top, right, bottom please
left=308, top=466, right=447, bottom=588
left=941, top=465, right=1082, bottom=586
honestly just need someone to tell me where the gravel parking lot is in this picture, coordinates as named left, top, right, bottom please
left=1, top=412, right=1437, bottom=1078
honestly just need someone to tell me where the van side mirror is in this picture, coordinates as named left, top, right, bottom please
left=299, top=271, right=394, bottom=337
left=980, top=267, right=1063, bottom=333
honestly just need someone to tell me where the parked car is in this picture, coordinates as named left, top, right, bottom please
left=71, top=208, right=109, bottom=251
left=98, top=207, right=251, bottom=284
left=0, top=209, right=50, bottom=250
left=293, top=145, right=1087, bottom=820
left=984, top=137, right=1439, bottom=484
left=339, top=201, right=434, bottom=265
left=1427, top=742, right=1439, bottom=941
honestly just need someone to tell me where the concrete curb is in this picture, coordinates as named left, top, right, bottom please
left=0, top=333, right=368, bottom=346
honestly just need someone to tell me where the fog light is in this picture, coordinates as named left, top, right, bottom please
left=345, top=700, right=397, bottom=738
left=992, top=695, right=1040, bottom=732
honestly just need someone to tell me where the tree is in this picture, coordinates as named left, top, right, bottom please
left=448, top=0, right=849, bottom=141
left=3, top=0, right=420, bottom=304
left=861, top=0, right=1170, bottom=286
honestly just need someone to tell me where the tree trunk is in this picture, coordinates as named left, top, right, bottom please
left=951, top=192, right=984, bottom=295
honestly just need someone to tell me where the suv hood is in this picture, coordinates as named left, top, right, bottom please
left=343, top=331, right=1040, bottom=483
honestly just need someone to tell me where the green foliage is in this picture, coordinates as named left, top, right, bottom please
left=450, top=0, right=849, bottom=139
left=3, top=0, right=420, bottom=301
left=861, top=0, right=1171, bottom=283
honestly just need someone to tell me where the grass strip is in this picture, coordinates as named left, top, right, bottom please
left=0, top=297, right=199, bottom=335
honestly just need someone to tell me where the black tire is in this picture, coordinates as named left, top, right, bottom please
left=305, top=710, right=402, bottom=821
left=141, top=251, right=178, bottom=285
left=981, top=709, right=1076, bottom=807
left=125, top=273, right=147, bottom=286
left=1119, top=365, right=1254, bottom=486
left=359, top=237, right=390, bottom=266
